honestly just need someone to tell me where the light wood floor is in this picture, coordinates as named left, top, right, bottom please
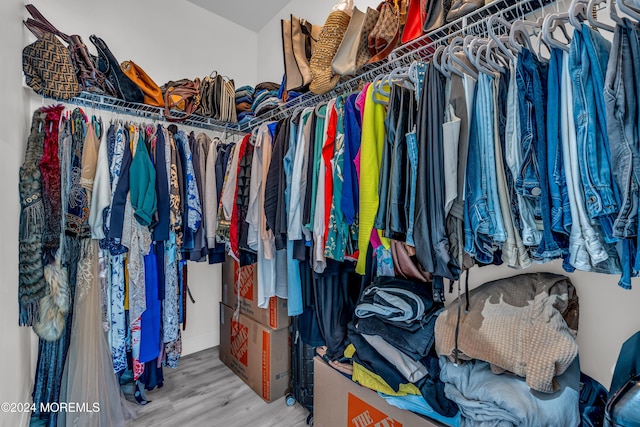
left=127, top=347, right=309, bottom=427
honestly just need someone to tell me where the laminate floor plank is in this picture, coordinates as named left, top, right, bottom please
left=127, top=347, right=309, bottom=427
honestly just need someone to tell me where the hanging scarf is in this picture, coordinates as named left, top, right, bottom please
left=18, top=109, right=48, bottom=326
left=65, top=108, right=90, bottom=238
left=39, top=104, right=65, bottom=265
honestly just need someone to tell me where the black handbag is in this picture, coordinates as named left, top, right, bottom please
left=89, top=34, right=144, bottom=103
left=605, top=375, right=640, bottom=427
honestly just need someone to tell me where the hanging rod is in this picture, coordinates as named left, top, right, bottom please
left=41, top=91, right=247, bottom=136
left=238, top=0, right=551, bottom=133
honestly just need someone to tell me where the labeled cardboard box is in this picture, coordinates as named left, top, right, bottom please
left=314, top=357, right=446, bottom=427
left=219, top=303, right=290, bottom=402
left=222, top=257, right=289, bottom=330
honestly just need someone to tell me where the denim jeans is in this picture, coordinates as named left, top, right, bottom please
left=465, top=73, right=494, bottom=264
left=604, top=21, right=640, bottom=288
left=517, top=48, right=565, bottom=261
left=570, top=26, right=620, bottom=243
left=405, top=122, right=418, bottom=246
left=548, top=48, right=573, bottom=238
left=506, top=59, right=542, bottom=248
left=561, top=51, right=622, bottom=275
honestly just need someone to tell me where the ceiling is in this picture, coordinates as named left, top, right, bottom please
left=186, top=0, right=291, bottom=32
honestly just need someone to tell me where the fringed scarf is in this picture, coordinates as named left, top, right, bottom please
left=65, top=108, right=90, bottom=238
left=39, top=104, right=65, bottom=265
left=18, top=110, right=48, bottom=326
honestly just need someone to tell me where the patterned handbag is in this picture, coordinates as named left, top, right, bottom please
left=22, top=32, right=81, bottom=100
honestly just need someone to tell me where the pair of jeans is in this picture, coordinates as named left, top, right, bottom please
left=506, top=59, right=542, bottom=248
left=464, top=73, right=504, bottom=263
left=517, top=48, right=566, bottom=261
left=604, top=20, right=640, bottom=288
left=354, top=276, right=436, bottom=326
left=548, top=48, right=573, bottom=238
left=570, top=26, right=620, bottom=243
left=561, top=50, right=621, bottom=275
left=355, top=309, right=440, bottom=361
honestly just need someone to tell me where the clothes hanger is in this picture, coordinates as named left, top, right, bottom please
left=450, top=36, right=479, bottom=78
left=371, top=74, right=390, bottom=105
left=542, top=11, right=572, bottom=51
left=587, top=0, right=616, bottom=31
left=485, top=39, right=510, bottom=73
left=465, top=36, right=495, bottom=76
left=616, top=0, right=640, bottom=21
left=509, top=18, right=542, bottom=54
left=432, top=45, right=446, bottom=75
left=488, top=15, right=517, bottom=62
left=569, top=0, right=589, bottom=30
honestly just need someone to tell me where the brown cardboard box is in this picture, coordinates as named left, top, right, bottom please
left=222, top=257, right=289, bottom=330
left=219, top=303, right=290, bottom=402
left=314, top=357, right=447, bottom=427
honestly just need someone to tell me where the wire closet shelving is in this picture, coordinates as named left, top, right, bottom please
left=40, top=0, right=551, bottom=136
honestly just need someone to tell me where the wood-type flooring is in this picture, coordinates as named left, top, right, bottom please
left=127, top=347, right=309, bottom=427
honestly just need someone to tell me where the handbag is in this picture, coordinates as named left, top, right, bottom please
left=89, top=34, right=144, bottom=103
left=355, top=7, right=380, bottom=70
left=162, top=78, right=201, bottom=122
left=22, top=31, right=80, bottom=100
left=283, top=16, right=322, bottom=92
left=423, top=0, right=453, bottom=33
left=402, top=0, right=427, bottom=43
left=605, top=375, right=640, bottom=427
left=367, top=1, right=401, bottom=64
left=391, top=240, right=432, bottom=282
left=446, top=0, right=484, bottom=22
left=22, top=4, right=111, bottom=98
left=332, top=7, right=366, bottom=76
left=120, top=60, right=163, bottom=107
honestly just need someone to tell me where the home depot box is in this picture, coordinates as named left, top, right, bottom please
left=222, top=257, right=289, bottom=330
left=219, top=303, right=290, bottom=402
left=314, top=357, right=446, bottom=427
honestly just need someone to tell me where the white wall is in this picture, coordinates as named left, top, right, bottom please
left=1, top=2, right=255, bottom=426
left=0, top=2, right=36, bottom=427
left=256, top=0, right=382, bottom=83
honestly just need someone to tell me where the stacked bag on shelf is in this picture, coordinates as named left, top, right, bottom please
left=21, top=4, right=241, bottom=125
left=281, top=0, right=490, bottom=96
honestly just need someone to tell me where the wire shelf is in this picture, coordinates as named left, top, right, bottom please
left=238, top=0, right=551, bottom=133
left=45, top=91, right=247, bottom=136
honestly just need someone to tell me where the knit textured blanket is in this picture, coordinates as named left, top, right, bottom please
left=435, top=272, right=579, bottom=393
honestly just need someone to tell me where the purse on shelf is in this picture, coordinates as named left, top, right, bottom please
left=401, top=0, right=427, bottom=43
left=367, top=1, right=401, bottom=64
left=309, top=0, right=353, bottom=95
left=22, top=4, right=109, bottom=99
left=355, top=7, right=381, bottom=71
left=423, top=0, right=453, bottom=33
left=197, top=72, right=218, bottom=117
left=332, top=6, right=366, bottom=76
left=162, top=78, right=201, bottom=122
left=446, top=0, right=484, bottom=22
left=282, top=16, right=322, bottom=92
left=120, top=60, right=163, bottom=107
left=89, top=34, right=145, bottom=103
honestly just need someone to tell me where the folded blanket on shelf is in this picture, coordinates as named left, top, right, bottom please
left=435, top=272, right=579, bottom=393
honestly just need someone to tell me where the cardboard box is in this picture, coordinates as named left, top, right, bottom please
left=222, top=257, right=289, bottom=330
left=219, top=303, right=290, bottom=402
left=314, top=357, right=446, bottom=427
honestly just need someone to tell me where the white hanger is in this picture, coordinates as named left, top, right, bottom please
left=488, top=15, right=517, bottom=62
left=616, top=0, right=640, bottom=21
left=569, top=0, right=589, bottom=30
left=542, top=12, right=572, bottom=51
left=588, top=0, right=616, bottom=31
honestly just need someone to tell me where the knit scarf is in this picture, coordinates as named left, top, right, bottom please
left=39, top=104, right=65, bottom=265
left=18, top=110, right=48, bottom=326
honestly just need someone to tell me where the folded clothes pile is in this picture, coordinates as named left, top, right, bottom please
left=235, top=85, right=255, bottom=125
left=345, top=276, right=459, bottom=421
